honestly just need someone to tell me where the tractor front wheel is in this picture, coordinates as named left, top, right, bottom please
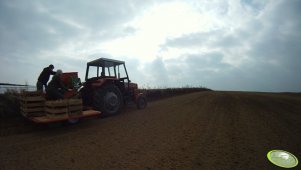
left=93, top=84, right=123, bottom=116
left=137, top=95, right=147, bottom=109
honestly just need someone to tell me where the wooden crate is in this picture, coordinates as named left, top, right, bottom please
left=20, top=91, right=45, bottom=117
left=45, top=100, right=68, bottom=119
left=45, top=99, right=83, bottom=118
left=68, top=99, right=82, bottom=105
left=68, top=99, right=83, bottom=117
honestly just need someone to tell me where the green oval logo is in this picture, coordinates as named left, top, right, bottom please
left=267, top=150, right=298, bottom=168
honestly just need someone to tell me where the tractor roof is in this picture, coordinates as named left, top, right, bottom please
left=87, top=58, right=125, bottom=67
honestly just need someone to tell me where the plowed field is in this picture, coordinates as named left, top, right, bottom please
left=1, top=91, right=301, bottom=170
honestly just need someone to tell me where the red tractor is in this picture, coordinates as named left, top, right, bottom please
left=80, top=58, right=147, bottom=116
left=21, top=58, right=146, bottom=124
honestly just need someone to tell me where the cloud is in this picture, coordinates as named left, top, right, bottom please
left=0, top=0, right=153, bottom=60
left=156, top=0, right=301, bottom=91
left=166, top=52, right=232, bottom=88
left=0, top=0, right=152, bottom=83
left=137, top=57, right=170, bottom=88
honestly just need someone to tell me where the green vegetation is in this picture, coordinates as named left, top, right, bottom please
left=0, top=89, right=21, bottom=118
left=140, top=86, right=212, bottom=101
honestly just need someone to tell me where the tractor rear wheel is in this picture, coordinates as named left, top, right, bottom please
left=93, top=84, right=123, bottom=116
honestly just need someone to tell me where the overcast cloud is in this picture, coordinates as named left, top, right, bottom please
left=0, top=0, right=300, bottom=92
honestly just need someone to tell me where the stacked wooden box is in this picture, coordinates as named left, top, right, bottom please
left=20, top=91, right=46, bottom=117
left=45, top=100, right=68, bottom=119
left=68, top=99, right=83, bottom=117
left=45, top=99, right=83, bottom=119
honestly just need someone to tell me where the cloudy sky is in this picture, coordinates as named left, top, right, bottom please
left=0, top=0, right=300, bottom=92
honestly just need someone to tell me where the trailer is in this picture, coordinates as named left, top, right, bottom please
left=20, top=91, right=100, bottom=124
left=29, top=110, right=100, bottom=124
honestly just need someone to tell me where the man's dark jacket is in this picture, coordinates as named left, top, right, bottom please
left=38, top=67, right=56, bottom=85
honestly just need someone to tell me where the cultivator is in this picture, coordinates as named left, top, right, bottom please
left=20, top=91, right=100, bottom=124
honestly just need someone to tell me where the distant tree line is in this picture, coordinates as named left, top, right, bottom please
left=139, top=87, right=212, bottom=101
left=0, top=83, right=28, bottom=86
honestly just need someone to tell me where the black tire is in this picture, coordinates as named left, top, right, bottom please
left=93, top=84, right=124, bottom=116
left=68, top=118, right=80, bottom=124
left=47, top=122, right=63, bottom=128
left=137, top=96, right=147, bottom=109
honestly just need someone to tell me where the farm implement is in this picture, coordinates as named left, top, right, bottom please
left=20, top=58, right=147, bottom=124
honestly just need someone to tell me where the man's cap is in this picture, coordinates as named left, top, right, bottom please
left=49, top=64, right=54, bottom=69
left=56, top=69, right=63, bottom=75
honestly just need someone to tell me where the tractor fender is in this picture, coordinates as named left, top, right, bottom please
left=91, top=78, right=117, bottom=88
left=137, top=92, right=144, bottom=97
left=91, top=79, right=106, bottom=87
left=135, top=92, right=145, bottom=101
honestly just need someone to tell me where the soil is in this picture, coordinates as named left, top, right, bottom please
left=0, top=91, right=301, bottom=170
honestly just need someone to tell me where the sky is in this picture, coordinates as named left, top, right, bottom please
left=0, top=0, right=300, bottom=92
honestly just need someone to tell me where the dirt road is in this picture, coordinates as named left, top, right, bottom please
left=1, top=91, right=301, bottom=170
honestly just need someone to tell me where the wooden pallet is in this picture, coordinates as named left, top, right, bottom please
left=20, top=91, right=45, bottom=117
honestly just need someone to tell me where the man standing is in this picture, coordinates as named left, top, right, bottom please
left=46, top=69, right=72, bottom=100
left=36, top=64, right=56, bottom=92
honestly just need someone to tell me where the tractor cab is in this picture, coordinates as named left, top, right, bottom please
left=86, top=58, right=129, bottom=81
left=85, top=58, right=131, bottom=91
